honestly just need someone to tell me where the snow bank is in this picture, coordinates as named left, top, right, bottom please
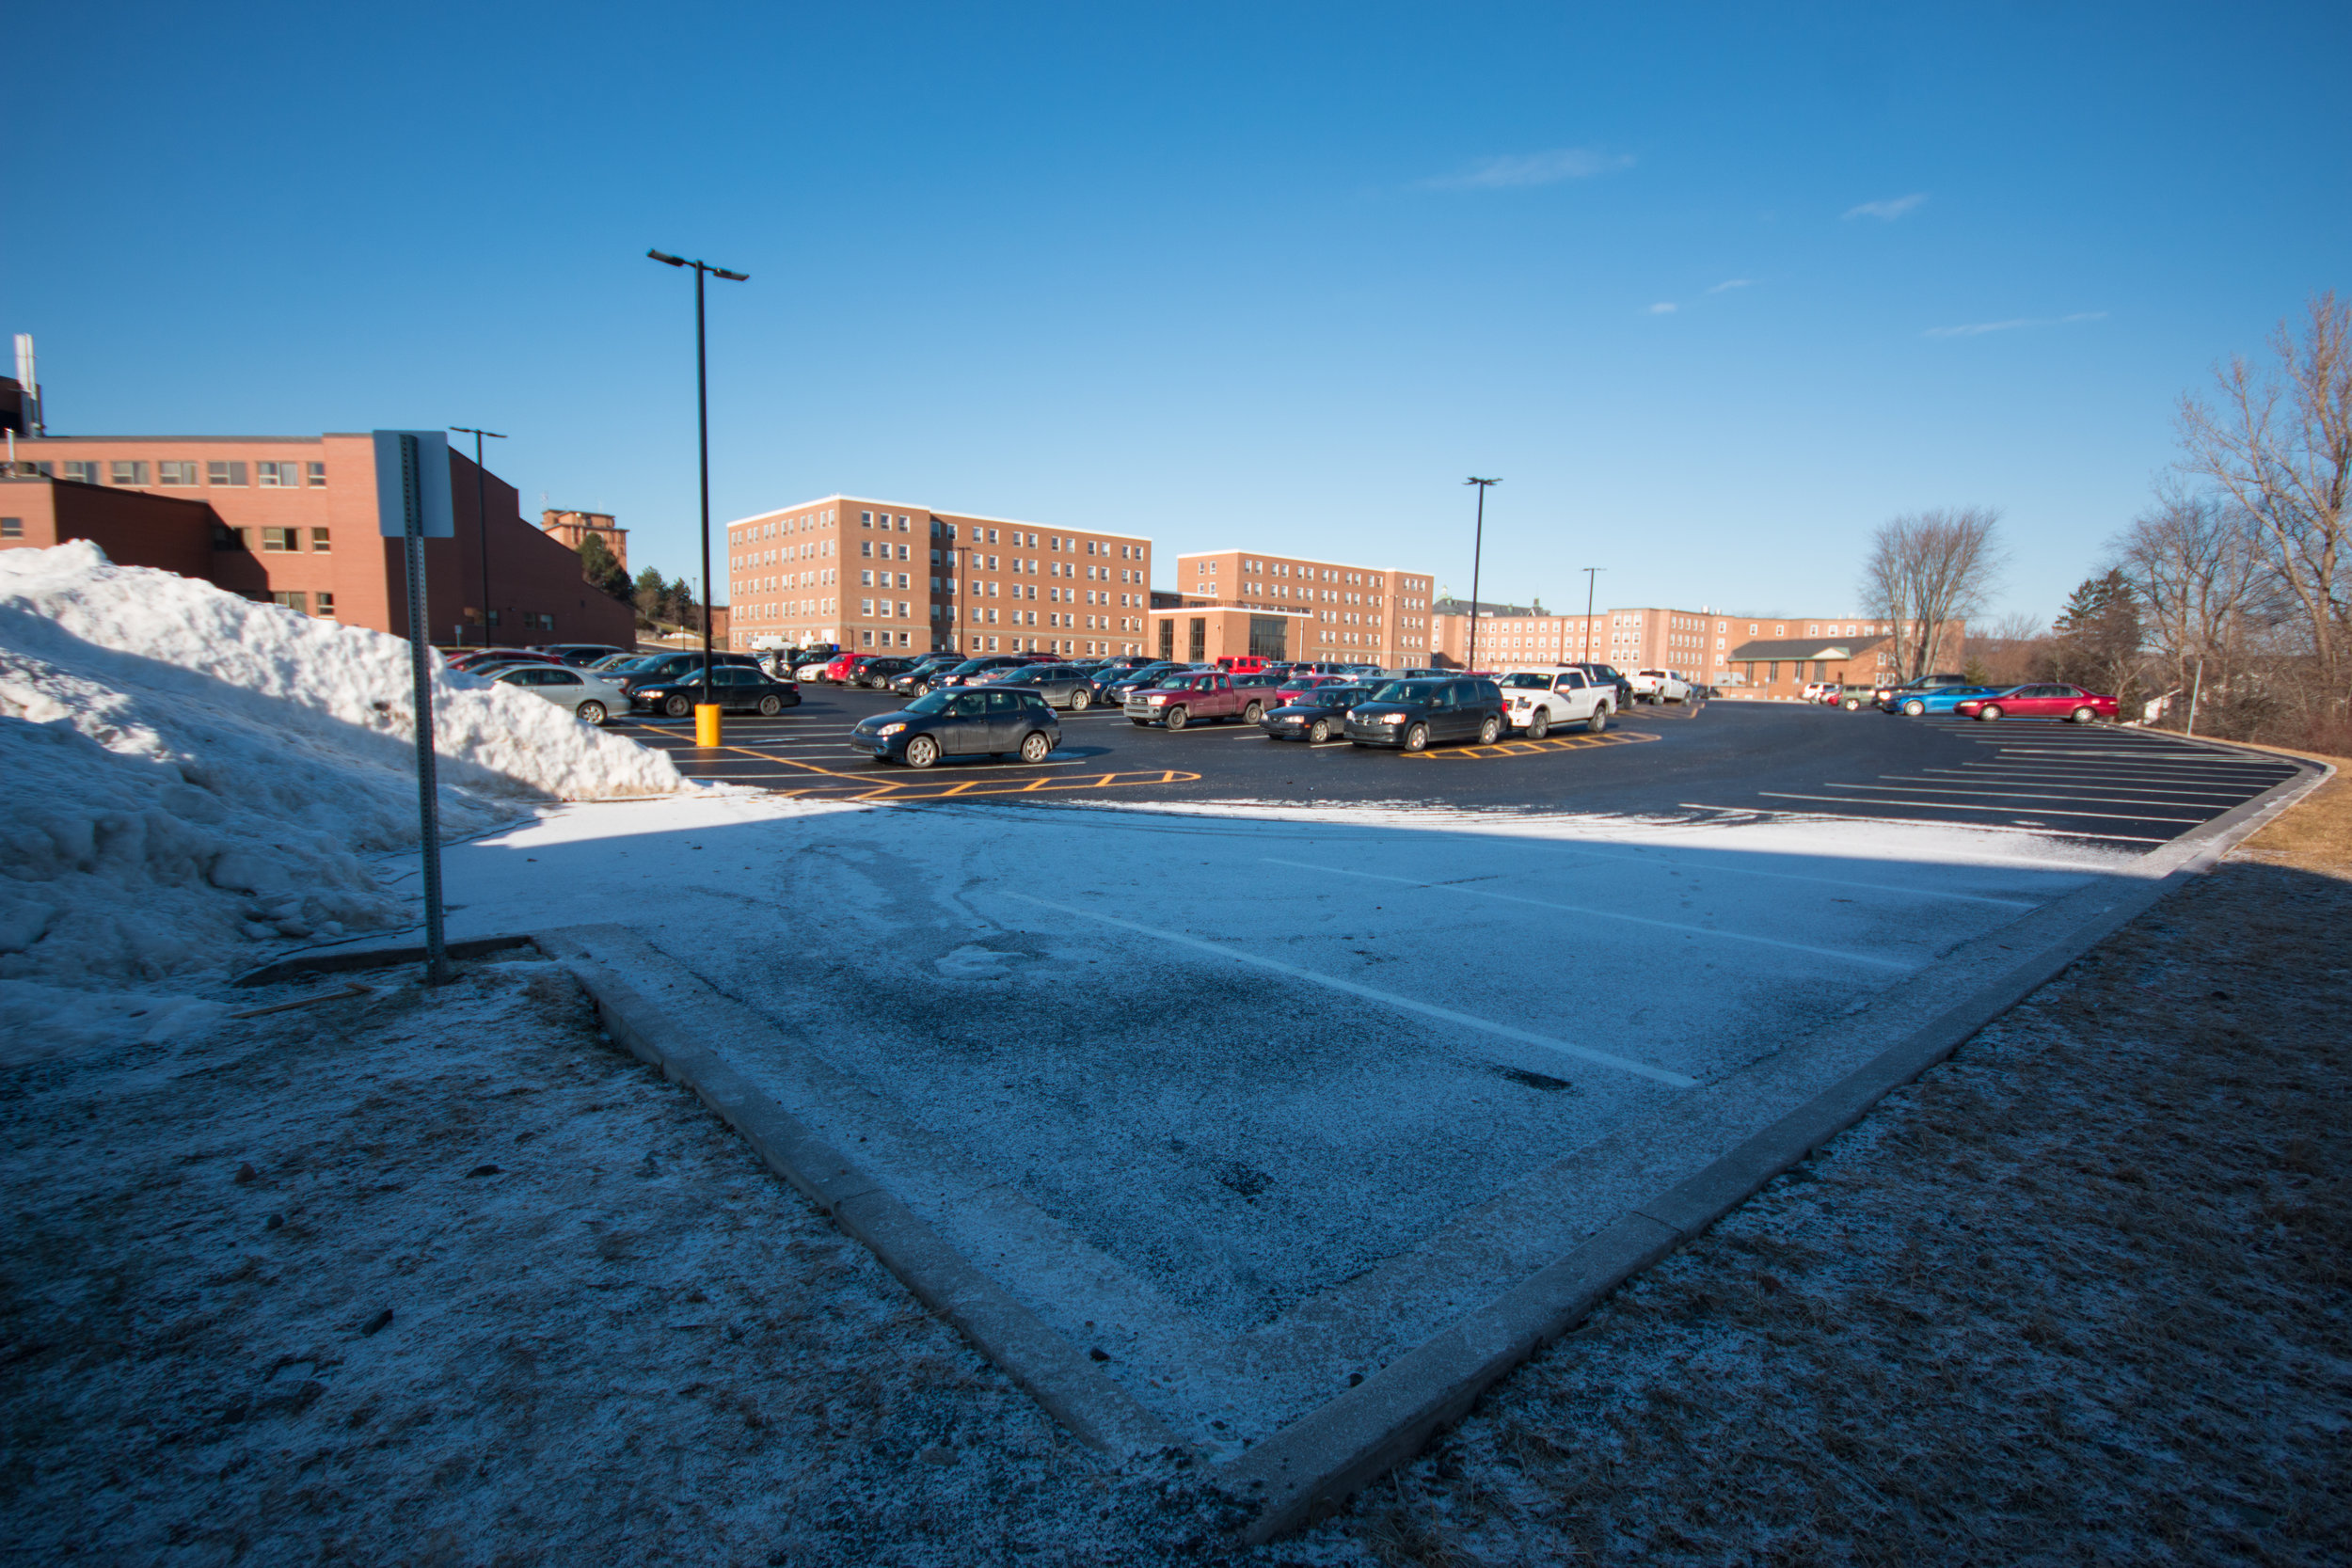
left=0, top=542, right=687, bottom=985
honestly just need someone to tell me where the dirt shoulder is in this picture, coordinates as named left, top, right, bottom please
left=1312, top=778, right=2350, bottom=1565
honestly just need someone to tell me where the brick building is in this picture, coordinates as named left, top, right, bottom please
left=1, top=434, right=633, bottom=648
left=1433, top=601, right=1963, bottom=693
left=538, top=508, right=628, bottom=573
left=725, top=495, right=1152, bottom=657
left=1152, top=549, right=1437, bottom=667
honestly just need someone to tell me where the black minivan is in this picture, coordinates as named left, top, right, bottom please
left=1343, top=677, right=1507, bottom=752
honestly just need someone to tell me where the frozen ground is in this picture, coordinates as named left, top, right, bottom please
left=0, top=541, right=683, bottom=1038
left=436, top=792, right=2142, bottom=1445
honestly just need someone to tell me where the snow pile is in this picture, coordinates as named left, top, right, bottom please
left=0, top=542, right=686, bottom=987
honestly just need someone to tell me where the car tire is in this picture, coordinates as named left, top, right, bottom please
left=1526, top=711, right=1549, bottom=739
left=664, top=694, right=691, bottom=718
left=1166, top=705, right=1189, bottom=730
left=913, top=682, right=930, bottom=697
left=1844, top=697, right=1861, bottom=711
left=1477, top=715, right=1502, bottom=745
left=1308, top=718, right=1330, bottom=743
left=1589, top=705, right=1609, bottom=734
left=1069, top=689, right=1089, bottom=712
left=1903, top=699, right=1927, bottom=717
left=1978, top=705, right=2003, bottom=721
left=1403, top=722, right=1429, bottom=752
left=904, top=735, right=939, bottom=768
left=576, top=700, right=607, bottom=724
left=2071, top=705, right=2096, bottom=724
left=756, top=695, right=783, bottom=717
left=1019, top=731, right=1052, bottom=763
left=1243, top=700, right=1263, bottom=723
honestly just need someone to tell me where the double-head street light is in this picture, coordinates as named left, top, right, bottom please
left=1464, top=478, right=1500, bottom=673
left=1582, top=566, right=1604, bottom=662
left=449, top=426, right=506, bottom=645
left=648, top=247, right=749, bottom=704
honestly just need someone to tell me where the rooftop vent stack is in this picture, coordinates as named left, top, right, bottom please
left=12, top=335, right=40, bottom=435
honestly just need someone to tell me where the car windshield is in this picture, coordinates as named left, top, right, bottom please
left=1499, top=673, right=1551, bottom=689
left=904, top=691, right=954, bottom=715
left=948, top=659, right=997, bottom=674
left=1321, top=686, right=1371, bottom=705
left=1153, top=674, right=1196, bottom=689
left=1368, top=680, right=1438, bottom=703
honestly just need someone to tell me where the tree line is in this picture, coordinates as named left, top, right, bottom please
left=576, top=530, right=703, bottom=634
left=1859, top=292, right=2346, bottom=750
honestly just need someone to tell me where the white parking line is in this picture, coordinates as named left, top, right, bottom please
left=1534, top=845, right=2036, bottom=908
left=1263, top=860, right=1920, bottom=971
left=1005, top=895, right=1696, bottom=1087
left=1758, top=791, right=2204, bottom=824
left=1679, top=802, right=2168, bottom=843
left=1827, top=780, right=2242, bottom=809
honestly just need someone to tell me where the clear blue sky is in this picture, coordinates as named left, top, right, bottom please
left=10, top=2, right=2347, bottom=623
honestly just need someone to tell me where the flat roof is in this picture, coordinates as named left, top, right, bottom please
left=725, top=494, right=1151, bottom=542
left=23, top=434, right=328, bottom=443
left=1176, top=548, right=1427, bottom=578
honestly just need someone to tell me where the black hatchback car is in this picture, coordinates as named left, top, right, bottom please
left=850, top=688, right=1062, bottom=768
left=1343, top=677, right=1507, bottom=752
left=628, top=664, right=803, bottom=717
left=1260, top=682, right=1373, bottom=744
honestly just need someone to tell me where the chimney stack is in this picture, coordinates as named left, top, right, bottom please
left=12, top=336, right=40, bottom=436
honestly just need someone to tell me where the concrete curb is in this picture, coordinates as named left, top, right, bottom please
left=532, top=924, right=1182, bottom=1460
left=1218, top=747, right=2330, bottom=1543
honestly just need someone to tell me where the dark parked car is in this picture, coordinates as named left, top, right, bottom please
left=532, top=642, right=628, bottom=667
left=1560, top=661, right=1636, bottom=710
left=610, top=651, right=759, bottom=693
left=1098, top=661, right=1185, bottom=702
left=1873, top=672, right=1974, bottom=706
left=850, top=688, right=1062, bottom=768
left=929, top=656, right=1026, bottom=689
left=1343, top=677, right=1507, bottom=752
left=889, top=653, right=966, bottom=696
left=978, top=663, right=1102, bottom=710
left=628, top=664, right=803, bottom=718
left=852, top=657, right=917, bottom=689
left=1261, top=682, right=1373, bottom=744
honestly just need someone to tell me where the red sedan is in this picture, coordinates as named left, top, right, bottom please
left=1953, top=683, right=2119, bottom=722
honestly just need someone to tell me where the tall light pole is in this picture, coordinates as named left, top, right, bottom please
left=648, top=247, right=749, bottom=703
left=449, top=427, right=506, bottom=645
left=1464, top=477, right=1499, bottom=673
left=1582, top=566, right=1605, bottom=662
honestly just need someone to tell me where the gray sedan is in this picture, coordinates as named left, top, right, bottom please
left=977, top=663, right=1101, bottom=711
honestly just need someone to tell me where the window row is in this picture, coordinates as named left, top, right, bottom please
left=213, top=526, right=331, bottom=552
left=58, top=458, right=324, bottom=488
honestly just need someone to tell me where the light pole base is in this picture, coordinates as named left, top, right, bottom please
left=694, top=705, right=723, bottom=748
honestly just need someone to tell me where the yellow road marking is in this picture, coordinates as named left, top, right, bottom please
left=1402, top=730, right=1661, bottom=761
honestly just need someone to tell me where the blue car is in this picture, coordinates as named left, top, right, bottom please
left=1880, top=683, right=1995, bottom=717
left=850, top=687, right=1061, bottom=768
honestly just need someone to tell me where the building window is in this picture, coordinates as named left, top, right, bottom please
left=311, top=528, right=330, bottom=552
left=157, top=461, right=199, bottom=486
left=307, top=462, right=326, bottom=486
left=258, top=461, right=300, bottom=488
left=107, top=460, right=148, bottom=484
left=261, top=527, right=299, bottom=552
left=315, top=592, right=335, bottom=617
left=271, top=591, right=310, bottom=613
left=209, top=461, right=247, bottom=486
left=0, top=517, right=20, bottom=539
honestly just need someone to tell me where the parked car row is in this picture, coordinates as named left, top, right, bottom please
left=1864, top=673, right=2120, bottom=722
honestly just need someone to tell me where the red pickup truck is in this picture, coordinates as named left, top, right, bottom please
left=1122, top=670, right=1266, bottom=729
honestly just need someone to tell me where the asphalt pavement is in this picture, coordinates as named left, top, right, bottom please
left=606, top=686, right=2298, bottom=847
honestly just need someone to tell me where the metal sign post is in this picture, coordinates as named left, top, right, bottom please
left=375, top=431, right=456, bottom=986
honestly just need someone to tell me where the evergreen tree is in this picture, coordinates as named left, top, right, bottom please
left=2049, top=569, right=2144, bottom=698
left=632, top=566, right=669, bottom=627
left=576, top=533, right=632, bottom=603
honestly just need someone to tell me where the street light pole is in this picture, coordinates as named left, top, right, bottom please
left=648, top=247, right=749, bottom=705
left=1582, top=567, right=1604, bottom=662
left=450, top=426, right=506, bottom=646
left=1464, top=477, right=1499, bottom=673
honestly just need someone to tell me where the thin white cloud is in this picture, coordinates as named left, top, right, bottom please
left=1845, top=193, right=1927, bottom=221
left=1648, top=302, right=1678, bottom=314
left=1924, top=310, right=2108, bottom=339
left=1706, top=278, right=1753, bottom=293
left=1420, top=148, right=1635, bottom=191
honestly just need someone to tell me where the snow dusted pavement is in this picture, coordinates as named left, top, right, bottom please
left=436, top=793, right=2145, bottom=1451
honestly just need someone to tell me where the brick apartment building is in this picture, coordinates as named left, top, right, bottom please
left=1152, top=549, right=1438, bottom=667
left=1, top=434, right=633, bottom=647
left=1434, top=602, right=1963, bottom=694
left=725, top=495, right=1152, bottom=657
left=538, top=508, right=628, bottom=572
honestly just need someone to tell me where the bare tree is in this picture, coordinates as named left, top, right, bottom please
left=1964, top=610, right=2048, bottom=687
left=2109, top=485, right=2266, bottom=721
left=1858, top=507, right=2005, bottom=679
left=2176, top=292, right=2351, bottom=704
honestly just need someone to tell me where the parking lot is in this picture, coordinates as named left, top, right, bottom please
left=604, top=684, right=2301, bottom=846
left=441, top=686, right=2316, bottom=1455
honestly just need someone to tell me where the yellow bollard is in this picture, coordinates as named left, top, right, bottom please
left=694, top=704, right=723, bottom=748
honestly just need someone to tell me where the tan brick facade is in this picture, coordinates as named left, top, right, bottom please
left=1433, top=604, right=1963, bottom=692
left=1158, top=549, right=1436, bottom=667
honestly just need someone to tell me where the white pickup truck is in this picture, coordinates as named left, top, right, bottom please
left=1496, top=668, right=1615, bottom=736
left=1629, top=668, right=1693, bottom=704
